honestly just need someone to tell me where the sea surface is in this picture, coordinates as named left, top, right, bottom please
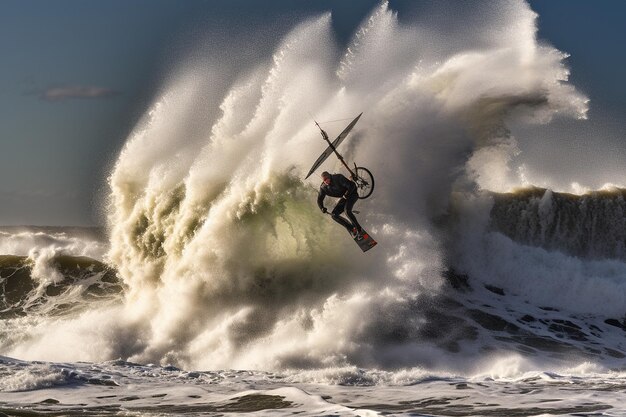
left=3, top=190, right=626, bottom=416
left=3, top=1, right=626, bottom=415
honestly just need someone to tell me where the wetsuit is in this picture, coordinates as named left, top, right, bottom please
left=317, top=173, right=362, bottom=233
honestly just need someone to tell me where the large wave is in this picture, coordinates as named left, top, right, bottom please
left=6, top=1, right=610, bottom=374
left=449, top=187, right=626, bottom=318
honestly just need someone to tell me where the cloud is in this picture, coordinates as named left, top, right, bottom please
left=39, top=85, right=120, bottom=102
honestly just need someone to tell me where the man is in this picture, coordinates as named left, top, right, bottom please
left=317, top=171, right=363, bottom=238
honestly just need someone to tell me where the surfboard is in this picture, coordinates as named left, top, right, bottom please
left=353, top=229, right=377, bottom=252
left=305, top=113, right=363, bottom=179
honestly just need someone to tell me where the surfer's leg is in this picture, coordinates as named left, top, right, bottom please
left=345, top=194, right=362, bottom=232
left=331, top=199, right=353, bottom=231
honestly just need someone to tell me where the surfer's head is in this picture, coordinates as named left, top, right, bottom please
left=321, top=171, right=331, bottom=185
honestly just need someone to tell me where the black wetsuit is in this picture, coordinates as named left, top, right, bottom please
left=317, top=173, right=362, bottom=233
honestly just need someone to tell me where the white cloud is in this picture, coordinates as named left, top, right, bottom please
left=39, top=85, right=120, bottom=102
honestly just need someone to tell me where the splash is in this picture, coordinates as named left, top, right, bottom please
left=6, top=1, right=590, bottom=371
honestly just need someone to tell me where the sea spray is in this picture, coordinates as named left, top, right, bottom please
left=5, top=1, right=593, bottom=372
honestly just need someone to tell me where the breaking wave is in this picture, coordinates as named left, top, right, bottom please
left=100, top=0, right=586, bottom=370
left=9, top=1, right=626, bottom=378
left=491, top=187, right=626, bottom=260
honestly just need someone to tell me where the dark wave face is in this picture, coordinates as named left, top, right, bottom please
left=0, top=255, right=123, bottom=319
left=490, top=187, right=626, bottom=260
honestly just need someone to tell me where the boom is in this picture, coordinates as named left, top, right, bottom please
left=305, top=113, right=363, bottom=179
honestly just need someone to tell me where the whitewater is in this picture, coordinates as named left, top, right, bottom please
left=3, top=1, right=626, bottom=415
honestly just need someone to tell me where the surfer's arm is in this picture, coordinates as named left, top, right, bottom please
left=317, top=189, right=326, bottom=210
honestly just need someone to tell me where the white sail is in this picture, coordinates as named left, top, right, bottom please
left=305, top=113, right=363, bottom=179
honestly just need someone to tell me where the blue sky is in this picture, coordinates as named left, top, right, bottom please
left=1, top=0, right=625, bottom=226
left=0, top=0, right=190, bottom=226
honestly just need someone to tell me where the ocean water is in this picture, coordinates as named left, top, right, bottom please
left=2, top=211, right=626, bottom=416
left=3, top=0, right=626, bottom=415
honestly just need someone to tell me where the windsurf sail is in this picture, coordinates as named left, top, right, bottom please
left=305, top=113, right=363, bottom=179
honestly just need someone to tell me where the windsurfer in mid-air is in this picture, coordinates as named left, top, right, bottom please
left=318, top=171, right=363, bottom=239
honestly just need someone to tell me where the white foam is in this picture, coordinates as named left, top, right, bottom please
left=0, top=364, right=68, bottom=392
left=2, top=357, right=626, bottom=416
left=0, top=229, right=106, bottom=260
